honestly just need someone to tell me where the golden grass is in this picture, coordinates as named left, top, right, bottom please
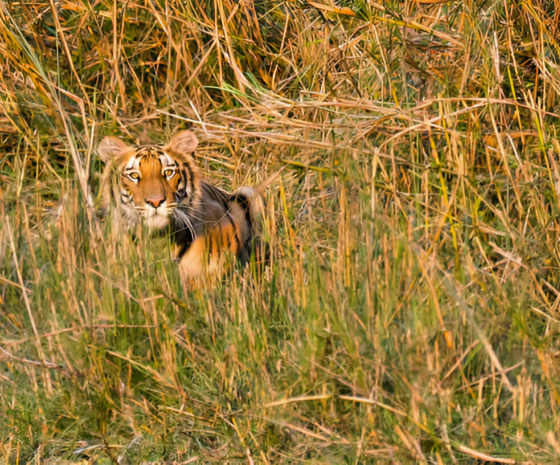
left=2, top=0, right=560, bottom=462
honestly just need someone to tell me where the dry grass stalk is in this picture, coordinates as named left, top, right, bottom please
left=1, top=0, right=560, bottom=462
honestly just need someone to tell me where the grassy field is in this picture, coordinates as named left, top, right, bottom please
left=2, top=0, right=560, bottom=463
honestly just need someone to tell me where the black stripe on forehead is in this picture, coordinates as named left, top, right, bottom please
left=135, top=145, right=162, bottom=156
left=125, top=145, right=179, bottom=171
left=123, top=146, right=157, bottom=171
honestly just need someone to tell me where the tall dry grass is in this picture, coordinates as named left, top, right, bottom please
left=2, top=0, right=560, bottom=462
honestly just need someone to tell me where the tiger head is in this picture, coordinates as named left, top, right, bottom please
left=98, top=130, right=200, bottom=231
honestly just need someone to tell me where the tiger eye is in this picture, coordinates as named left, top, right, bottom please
left=164, top=169, right=175, bottom=178
left=129, top=173, right=139, bottom=179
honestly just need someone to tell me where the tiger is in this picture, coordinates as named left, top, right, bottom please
left=97, top=130, right=264, bottom=283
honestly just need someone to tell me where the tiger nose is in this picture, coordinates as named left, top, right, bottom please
left=145, top=196, right=165, bottom=208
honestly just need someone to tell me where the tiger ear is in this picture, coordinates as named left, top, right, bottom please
left=98, top=136, right=130, bottom=164
left=165, top=130, right=198, bottom=159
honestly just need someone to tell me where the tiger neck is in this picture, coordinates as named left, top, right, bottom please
left=170, top=181, right=232, bottom=261
left=170, top=190, right=206, bottom=261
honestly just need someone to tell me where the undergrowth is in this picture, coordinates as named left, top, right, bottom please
left=2, top=0, right=560, bottom=463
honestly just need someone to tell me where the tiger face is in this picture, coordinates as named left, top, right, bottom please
left=98, top=130, right=199, bottom=231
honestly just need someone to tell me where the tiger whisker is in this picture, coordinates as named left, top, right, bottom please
left=172, top=209, right=197, bottom=238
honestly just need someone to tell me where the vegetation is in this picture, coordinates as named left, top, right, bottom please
left=1, top=0, right=560, bottom=462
